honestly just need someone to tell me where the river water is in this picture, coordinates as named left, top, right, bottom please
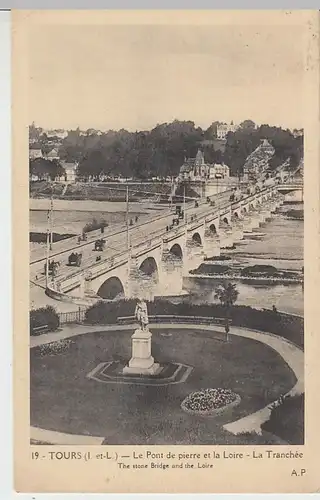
left=183, top=203, right=303, bottom=316
left=29, top=199, right=303, bottom=316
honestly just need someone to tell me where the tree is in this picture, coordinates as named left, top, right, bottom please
left=29, top=122, right=43, bottom=142
left=30, top=158, right=65, bottom=181
left=204, top=121, right=222, bottom=139
left=214, top=282, right=239, bottom=341
left=240, top=119, right=256, bottom=130
left=214, top=282, right=239, bottom=307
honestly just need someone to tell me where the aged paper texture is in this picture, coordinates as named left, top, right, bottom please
left=13, top=9, right=320, bottom=493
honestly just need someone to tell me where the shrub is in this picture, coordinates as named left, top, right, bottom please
left=30, top=306, right=60, bottom=335
left=84, top=299, right=137, bottom=325
left=262, top=394, right=304, bottom=444
left=190, top=264, right=231, bottom=275
left=84, top=299, right=304, bottom=348
left=241, top=265, right=278, bottom=277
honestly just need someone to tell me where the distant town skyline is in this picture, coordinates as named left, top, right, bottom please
left=30, top=120, right=303, bottom=134
left=28, top=14, right=305, bottom=132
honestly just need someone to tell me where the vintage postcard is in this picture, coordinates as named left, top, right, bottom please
left=13, top=9, right=320, bottom=493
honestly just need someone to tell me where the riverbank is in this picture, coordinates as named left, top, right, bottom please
left=29, top=199, right=165, bottom=235
left=183, top=277, right=303, bottom=316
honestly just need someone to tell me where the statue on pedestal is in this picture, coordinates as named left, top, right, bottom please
left=135, top=299, right=149, bottom=331
left=122, top=298, right=160, bottom=376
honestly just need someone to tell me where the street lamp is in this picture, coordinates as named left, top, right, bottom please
left=45, top=208, right=50, bottom=288
left=126, top=185, right=130, bottom=251
left=49, top=183, right=53, bottom=250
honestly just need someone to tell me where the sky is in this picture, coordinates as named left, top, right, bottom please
left=28, top=21, right=305, bottom=132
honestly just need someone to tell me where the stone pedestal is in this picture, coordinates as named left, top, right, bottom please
left=123, top=328, right=160, bottom=375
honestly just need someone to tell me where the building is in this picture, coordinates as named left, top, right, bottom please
left=29, top=147, right=42, bottom=160
left=45, top=148, right=60, bottom=161
left=179, top=150, right=210, bottom=181
left=44, top=129, right=68, bottom=140
left=216, top=122, right=238, bottom=140
left=209, top=163, right=230, bottom=179
left=59, top=161, right=78, bottom=183
left=242, top=139, right=275, bottom=182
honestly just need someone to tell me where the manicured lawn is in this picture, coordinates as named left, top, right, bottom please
left=30, top=328, right=296, bottom=445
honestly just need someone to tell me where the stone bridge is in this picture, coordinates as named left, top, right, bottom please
left=277, top=181, right=303, bottom=202
left=47, top=185, right=284, bottom=304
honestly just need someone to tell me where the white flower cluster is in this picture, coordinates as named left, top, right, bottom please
left=181, top=388, right=240, bottom=416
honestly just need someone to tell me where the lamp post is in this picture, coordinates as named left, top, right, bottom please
left=126, top=185, right=130, bottom=251
left=45, top=209, right=50, bottom=288
left=49, top=185, right=53, bottom=250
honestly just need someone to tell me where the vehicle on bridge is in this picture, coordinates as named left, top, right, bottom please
left=175, top=205, right=184, bottom=219
left=44, top=260, right=60, bottom=276
left=94, top=238, right=106, bottom=251
left=68, top=252, right=82, bottom=267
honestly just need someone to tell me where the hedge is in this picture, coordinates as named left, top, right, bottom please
left=262, top=394, right=304, bottom=444
left=84, top=299, right=304, bottom=348
left=30, top=306, right=60, bottom=336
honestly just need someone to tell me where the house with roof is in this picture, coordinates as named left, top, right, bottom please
left=179, top=150, right=210, bottom=181
left=55, top=161, right=78, bottom=183
left=242, top=139, right=275, bottom=182
left=209, top=163, right=230, bottom=179
left=45, top=148, right=60, bottom=161
left=216, top=121, right=239, bottom=140
left=29, top=145, right=43, bottom=160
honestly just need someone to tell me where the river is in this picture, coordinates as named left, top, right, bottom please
left=29, top=199, right=303, bottom=316
left=183, top=202, right=303, bottom=316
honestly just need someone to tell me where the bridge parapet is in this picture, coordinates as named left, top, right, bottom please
left=83, top=251, right=129, bottom=281
left=131, top=236, right=163, bottom=259
left=162, top=226, right=185, bottom=243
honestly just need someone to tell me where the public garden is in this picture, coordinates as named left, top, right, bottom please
left=30, top=298, right=304, bottom=446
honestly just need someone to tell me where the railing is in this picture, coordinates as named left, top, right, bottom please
left=84, top=250, right=129, bottom=279
left=58, top=307, right=87, bottom=325
left=131, top=236, right=163, bottom=258
left=117, top=314, right=230, bottom=326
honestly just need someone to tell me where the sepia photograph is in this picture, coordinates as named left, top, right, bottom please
left=12, top=8, right=320, bottom=494
left=27, top=15, right=305, bottom=448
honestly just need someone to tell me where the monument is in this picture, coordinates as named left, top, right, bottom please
left=123, top=299, right=161, bottom=376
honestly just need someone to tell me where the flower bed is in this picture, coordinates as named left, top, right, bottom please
left=38, top=339, right=74, bottom=357
left=181, top=388, right=241, bottom=416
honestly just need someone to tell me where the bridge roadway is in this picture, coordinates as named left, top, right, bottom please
left=30, top=189, right=235, bottom=311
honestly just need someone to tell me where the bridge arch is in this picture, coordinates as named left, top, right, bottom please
left=192, top=232, right=202, bottom=246
left=139, top=256, right=159, bottom=277
left=242, top=206, right=247, bottom=214
left=97, top=276, right=125, bottom=300
left=169, top=243, right=183, bottom=259
left=209, top=223, right=217, bottom=234
left=233, top=210, right=240, bottom=219
left=222, top=216, right=230, bottom=226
